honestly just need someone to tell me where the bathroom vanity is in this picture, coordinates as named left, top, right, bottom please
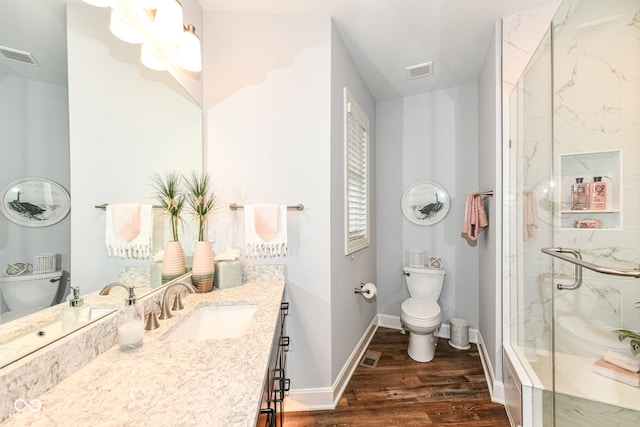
left=0, top=270, right=286, bottom=426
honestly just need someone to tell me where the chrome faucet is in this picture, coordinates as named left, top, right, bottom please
left=159, top=281, right=197, bottom=320
left=99, top=282, right=137, bottom=306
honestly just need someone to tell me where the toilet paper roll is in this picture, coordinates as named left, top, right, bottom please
left=361, top=283, right=377, bottom=300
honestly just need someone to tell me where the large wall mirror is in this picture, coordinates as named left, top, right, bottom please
left=0, top=0, right=202, bottom=366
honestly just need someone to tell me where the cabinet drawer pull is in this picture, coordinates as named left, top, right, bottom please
left=273, top=388, right=285, bottom=403
left=280, top=336, right=290, bottom=350
left=280, top=302, right=289, bottom=315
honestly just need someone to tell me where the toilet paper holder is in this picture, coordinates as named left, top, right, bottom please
left=354, top=282, right=374, bottom=296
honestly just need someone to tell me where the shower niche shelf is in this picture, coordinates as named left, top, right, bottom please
left=559, top=150, right=622, bottom=230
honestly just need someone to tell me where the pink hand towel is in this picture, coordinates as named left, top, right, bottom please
left=254, top=204, right=280, bottom=241
left=113, top=203, right=141, bottom=243
left=462, top=192, right=488, bottom=241
left=523, top=191, right=538, bottom=241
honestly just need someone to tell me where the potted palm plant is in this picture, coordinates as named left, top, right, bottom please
left=616, top=328, right=640, bottom=355
left=151, top=171, right=186, bottom=283
left=185, top=171, right=217, bottom=292
left=616, top=302, right=640, bottom=355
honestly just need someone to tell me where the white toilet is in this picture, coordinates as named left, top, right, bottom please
left=0, top=271, right=64, bottom=319
left=400, top=266, right=445, bottom=362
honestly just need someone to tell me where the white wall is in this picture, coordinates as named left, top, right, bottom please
left=477, top=20, right=503, bottom=389
left=329, top=22, right=377, bottom=382
left=203, top=12, right=334, bottom=392
left=68, top=2, right=202, bottom=292
left=0, top=75, right=70, bottom=312
left=376, top=84, right=480, bottom=329
left=203, top=13, right=378, bottom=405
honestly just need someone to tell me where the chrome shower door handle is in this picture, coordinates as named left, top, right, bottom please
left=553, top=248, right=582, bottom=290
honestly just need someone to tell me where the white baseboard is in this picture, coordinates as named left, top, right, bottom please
left=476, top=331, right=505, bottom=404
left=377, top=313, right=402, bottom=330
left=285, top=317, right=378, bottom=412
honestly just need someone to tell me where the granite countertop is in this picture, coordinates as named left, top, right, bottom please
left=2, top=280, right=285, bottom=427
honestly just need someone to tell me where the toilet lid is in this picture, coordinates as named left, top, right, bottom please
left=401, top=298, right=441, bottom=322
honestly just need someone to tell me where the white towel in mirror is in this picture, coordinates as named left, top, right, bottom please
left=105, top=204, right=153, bottom=259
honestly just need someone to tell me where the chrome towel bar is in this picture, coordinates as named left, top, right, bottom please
left=541, top=247, right=640, bottom=282
left=94, top=203, right=163, bottom=210
left=229, top=203, right=304, bottom=211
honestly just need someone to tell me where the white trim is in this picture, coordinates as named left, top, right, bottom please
left=331, top=318, right=378, bottom=405
left=376, top=313, right=402, bottom=330
left=477, top=331, right=505, bottom=404
left=284, top=318, right=378, bottom=412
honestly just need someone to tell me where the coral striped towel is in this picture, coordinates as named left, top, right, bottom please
left=105, top=204, right=153, bottom=259
left=244, top=204, right=288, bottom=258
left=593, top=356, right=640, bottom=387
left=462, top=192, right=488, bottom=241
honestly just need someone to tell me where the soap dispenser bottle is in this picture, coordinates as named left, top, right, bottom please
left=62, top=287, right=91, bottom=332
left=571, top=177, right=589, bottom=210
left=117, top=287, right=144, bottom=351
left=589, top=176, right=607, bottom=210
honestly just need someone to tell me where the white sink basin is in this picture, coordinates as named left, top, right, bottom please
left=90, top=306, right=114, bottom=320
left=166, top=304, right=258, bottom=341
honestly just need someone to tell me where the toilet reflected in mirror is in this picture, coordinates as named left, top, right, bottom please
left=0, top=271, right=64, bottom=322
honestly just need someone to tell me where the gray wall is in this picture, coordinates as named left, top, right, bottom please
left=329, top=21, right=377, bottom=382
left=0, top=75, right=70, bottom=313
left=478, top=21, right=503, bottom=385
left=376, top=85, right=480, bottom=329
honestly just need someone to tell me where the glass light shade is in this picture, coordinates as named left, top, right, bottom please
left=82, top=0, right=110, bottom=7
left=134, top=0, right=161, bottom=9
left=153, top=0, right=184, bottom=44
left=110, top=10, right=143, bottom=44
left=177, top=25, right=202, bottom=72
left=140, top=43, right=167, bottom=71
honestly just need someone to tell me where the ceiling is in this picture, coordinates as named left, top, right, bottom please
left=1, top=0, right=560, bottom=99
left=0, top=0, right=68, bottom=86
left=199, top=0, right=560, bottom=100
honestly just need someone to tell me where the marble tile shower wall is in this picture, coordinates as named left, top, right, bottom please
left=502, top=2, right=560, bottom=352
left=519, top=38, right=554, bottom=352
left=521, top=3, right=640, bottom=351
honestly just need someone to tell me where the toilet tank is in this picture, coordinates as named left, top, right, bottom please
left=0, top=271, right=63, bottom=311
left=403, top=266, right=445, bottom=301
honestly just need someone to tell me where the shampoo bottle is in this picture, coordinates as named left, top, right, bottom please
left=571, top=177, right=589, bottom=210
left=117, top=287, right=144, bottom=351
left=589, top=176, right=607, bottom=210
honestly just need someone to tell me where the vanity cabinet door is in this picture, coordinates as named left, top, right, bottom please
left=258, top=301, right=290, bottom=427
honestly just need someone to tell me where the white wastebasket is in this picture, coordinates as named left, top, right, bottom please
left=449, top=318, right=470, bottom=350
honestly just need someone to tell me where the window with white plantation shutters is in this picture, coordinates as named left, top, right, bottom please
left=344, top=88, right=370, bottom=255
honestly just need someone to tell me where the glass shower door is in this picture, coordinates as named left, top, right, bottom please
left=547, top=0, right=640, bottom=425
left=508, top=24, right=555, bottom=427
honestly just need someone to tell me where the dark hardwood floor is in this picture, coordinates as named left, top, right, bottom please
left=283, top=327, right=510, bottom=427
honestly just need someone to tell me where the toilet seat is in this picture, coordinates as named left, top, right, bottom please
left=401, top=298, right=441, bottom=323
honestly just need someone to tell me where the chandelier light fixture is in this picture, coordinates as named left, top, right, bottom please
left=82, top=0, right=202, bottom=73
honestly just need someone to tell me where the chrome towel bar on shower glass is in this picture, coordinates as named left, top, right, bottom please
left=541, top=247, right=640, bottom=287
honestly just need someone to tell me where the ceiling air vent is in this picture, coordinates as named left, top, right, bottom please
left=0, top=46, right=39, bottom=65
left=406, top=62, right=433, bottom=79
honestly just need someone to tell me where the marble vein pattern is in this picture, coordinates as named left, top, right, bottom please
left=1, top=280, right=285, bottom=426
left=505, top=0, right=640, bottom=422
